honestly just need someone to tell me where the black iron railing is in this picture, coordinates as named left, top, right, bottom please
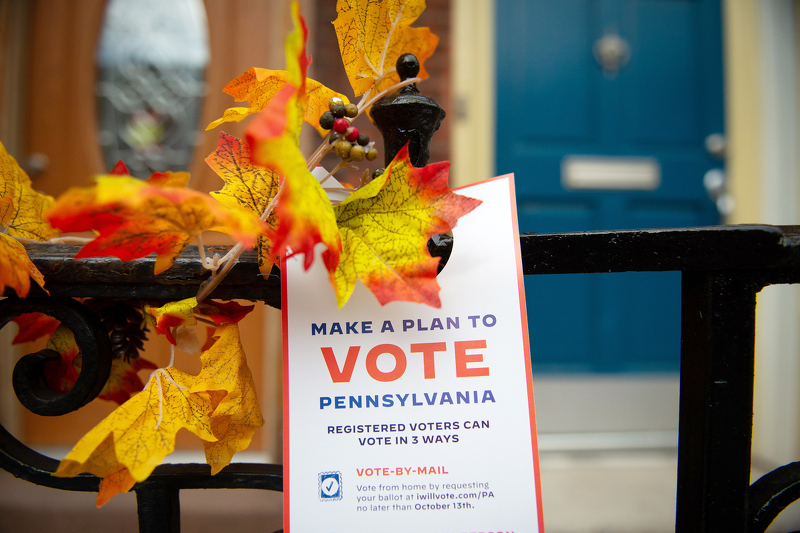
left=3, top=226, right=800, bottom=532
left=3, top=54, right=800, bottom=533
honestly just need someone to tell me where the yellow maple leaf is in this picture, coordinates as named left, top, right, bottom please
left=333, top=0, right=438, bottom=104
left=0, top=233, right=47, bottom=297
left=331, top=145, right=481, bottom=307
left=207, top=68, right=350, bottom=136
left=55, top=324, right=263, bottom=504
left=55, top=367, right=217, bottom=486
left=0, top=140, right=58, bottom=241
left=206, top=132, right=281, bottom=275
left=192, top=323, right=264, bottom=474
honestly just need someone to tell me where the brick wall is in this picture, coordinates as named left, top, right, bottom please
left=310, top=0, right=451, bottom=184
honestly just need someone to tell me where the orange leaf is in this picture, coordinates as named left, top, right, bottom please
left=109, top=160, right=130, bottom=176
left=0, top=233, right=47, bottom=297
left=144, top=298, right=198, bottom=345
left=47, top=174, right=266, bottom=274
left=206, top=132, right=280, bottom=275
left=11, top=312, right=60, bottom=344
left=333, top=0, right=438, bottom=104
left=97, top=467, right=136, bottom=507
left=331, top=145, right=481, bottom=307
left=245, top=3, right=341, bottom=272
left=0, top=141, right=58, bottom=241
left=207, top=68, right=349, bottom=136
left=207, top=2, right=347, bottom=136
left=196, top=299, right=255, bottom=325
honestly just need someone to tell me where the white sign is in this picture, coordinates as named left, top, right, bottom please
left=283, top=175, right=544, bottom=533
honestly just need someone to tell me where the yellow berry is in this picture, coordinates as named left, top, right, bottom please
left=335, top=140, right=352, bottom=159
left=350, top=145, right=366, bottom=162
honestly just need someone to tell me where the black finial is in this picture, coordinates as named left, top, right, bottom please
left=396, top=53, right=420, bottom=80
left=370, top=53, right=445, bottom=167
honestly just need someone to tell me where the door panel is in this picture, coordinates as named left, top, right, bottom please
left=497, top=0, right=724, bottom=372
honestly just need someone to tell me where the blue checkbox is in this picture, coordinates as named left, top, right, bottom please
left=319, top=471, right=343, bottom=501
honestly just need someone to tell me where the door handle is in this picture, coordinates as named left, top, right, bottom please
left=22, top=153, right=49, bottom=178
left=703, top=168, right=734, bottom=215
left=705, top=133, right=726, bottom=160
left=593, top=31, right=631, bottom=78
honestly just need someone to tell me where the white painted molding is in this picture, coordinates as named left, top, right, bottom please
left=752, top=0, right=800, bottom=467
left=451, top=0, right=496, bottom=187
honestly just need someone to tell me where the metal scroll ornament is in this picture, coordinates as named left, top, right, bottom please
left=1, top=298, right=113, bottom=417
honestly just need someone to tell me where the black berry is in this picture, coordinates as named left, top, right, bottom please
left=331, top=103, right=347, bottom=118
left=319, top=111, right=335, bottom=130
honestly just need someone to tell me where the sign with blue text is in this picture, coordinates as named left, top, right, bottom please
left=283, top=176, right=544, bottom=532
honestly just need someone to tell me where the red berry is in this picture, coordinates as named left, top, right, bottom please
left=346, top=127, right=360, bottom=143
left=333, top=118, right=349, bottom=134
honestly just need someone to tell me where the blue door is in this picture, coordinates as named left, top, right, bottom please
left=496, top=0, right=724, bottom=372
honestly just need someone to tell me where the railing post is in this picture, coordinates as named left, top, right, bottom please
left=676, top=270, right=759, bottom=532
left=136, top=484, right=181, bottom=533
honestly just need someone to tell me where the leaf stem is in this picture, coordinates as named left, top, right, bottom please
left=306, top=133, right=336, bottom=171
left=195, top=187, right=282, bottom=304
left=319, top=161, right=348, bottom=185
left=196, top=234, right=210, bottom=269
left=379, top=2, right=407, bottom=81
left=14, top=236, right=93, bottom=244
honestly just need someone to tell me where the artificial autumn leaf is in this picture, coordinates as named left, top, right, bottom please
left=0, top=197, right=12, bottom=227
left=43, top=324, right=80, bottom=394
left=245, top=3, right=341, bottom=272
left=0, top=233, right=47, bottom=297
left=196, top=299, right=255, bottom=325
left=206, top=132, right=281, bottom=275
left=333, top=0, right=438, bottom=103
left=331, top=145, right=481, bottom=307
left=97, top=467, right=137, bottom=507
left=43, top=324, right=158, bottom=405
left=56, top=325, right=263, bottom=502
left=47, top=173, right=266, bottom=274
left=55, top=367, right=218, bottom=485
left=11, top=312, right=60, bottom=344
left=144, top=298, right=253, bottom=346
left=109, top=160, right=130, bottom=176
left=144, top=298, right=198, bottom=345
left=200, top=326, right=217, bottom=352
left=100, top=357, right=159, bottom=405
left=207, top=68, right=350, bottom=136
left=191, top=323, right=263, bottom=474
left=0, top=141, right=58, bottom=241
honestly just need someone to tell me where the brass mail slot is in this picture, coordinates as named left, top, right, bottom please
left=562, top=156, right=661, bottom=190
